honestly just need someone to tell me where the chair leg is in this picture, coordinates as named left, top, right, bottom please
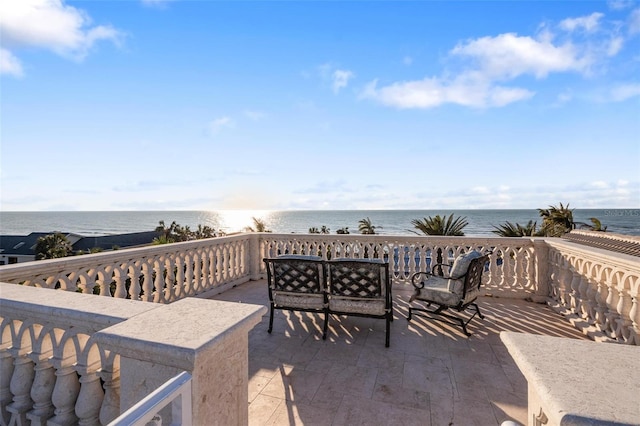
left=268, top=303, right=274, bottom=333
left=407, top=307, right=413, bottom=321
left=322, top=311, right=329, bottom=340
left=385, top=315, right=391, bottom=347
left=471, top=302, right=485, bottom=319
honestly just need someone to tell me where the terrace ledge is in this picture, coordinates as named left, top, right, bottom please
left=500, top=332, right=640, bottom=426
left=94, top=298, right=266, bottom=425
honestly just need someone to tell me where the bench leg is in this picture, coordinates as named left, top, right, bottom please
left=385, top=315, right=391, bottom=347
left=268, top=303, right=274, bottom=333
left=322, top=311, right=329, bottom=340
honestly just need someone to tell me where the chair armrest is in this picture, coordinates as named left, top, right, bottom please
left=410, top=271, right=440, bottom=289
left=431, top=262, right=452, bottom=275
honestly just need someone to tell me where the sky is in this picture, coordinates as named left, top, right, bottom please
left=1, top=0, right=639, bottom=212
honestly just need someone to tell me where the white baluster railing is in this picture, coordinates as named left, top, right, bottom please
left=0, top=235, right=254, bottom=302
left=258, top=234, right=543, bottom=299
left=546, top=239, right=640, bottom=345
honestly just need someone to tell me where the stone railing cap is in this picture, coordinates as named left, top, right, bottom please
left=94, top=298, right=266, bottom=371
left=500, top=332, right=640, bottom=426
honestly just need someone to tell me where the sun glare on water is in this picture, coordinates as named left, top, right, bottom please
left=218, top=210, right=272, bottom=234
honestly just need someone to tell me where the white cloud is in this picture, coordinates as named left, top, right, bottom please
left=332, top=69, right=354, bottom=93
left=606, top=36, right=624, bottom=56
left=629, top=8, right=640, bottom=34
left=141, top=0, right=176, bottom=7
left=361, top=74, right=534, bottom=109
left=609, top=83, right=640, bottom=101
left=318, top=63, right=354, bottom=94
left=451, top=33, right=590, bottom=79
left=361, top=10, right=637, bottom=110
left=208, top=116, right=235, bottom=135
left=0, top=0, right=122, bottom=74
left=559, top=12, right=604, bottom=33
left=608, top=0, right=635, bottom=11
left=0, top=47, right=23, bottom=77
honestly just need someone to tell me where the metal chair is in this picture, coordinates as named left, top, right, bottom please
left=406, top=251, right=490, bottom=336
left=263, top=255, right=328, bottom=338
left=326, top=258, right=393, bottom=347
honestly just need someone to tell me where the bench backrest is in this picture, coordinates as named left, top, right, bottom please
left=325, top=258, right=390, bottom=302
left=263, top=255, right=325, bottom=294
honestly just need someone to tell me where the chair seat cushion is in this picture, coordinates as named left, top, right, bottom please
left=413, top=286, right=462, bottom=306
left=411, top=274, right=481, bottom=307
left=329, top=297, right=387, bottom=316
left=411, top=275, right=463, bottom=306
left=274, top=292, right=325, bottom=310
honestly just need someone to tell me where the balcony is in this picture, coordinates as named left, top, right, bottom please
left=1, top=232, right=638, bottom=425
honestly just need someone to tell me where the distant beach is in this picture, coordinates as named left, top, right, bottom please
left=1, top=209, right=639, bottom=237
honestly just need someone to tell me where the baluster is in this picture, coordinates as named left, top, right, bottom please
left=174, top=256, right=184, bottom=300
left=499, top=249, right=509, bottom=288
left=594, top=268, right=609, bottom=331
left=185, top=252, right=195, bottom=295
left=75, top=365, right=103, bottom=426
left=0, top=350, right=15, bottom=426
left=129, top=264, right=140, bottom=300
left=25, top=349, right=55, bottom=425
left=614, top=284, right=633, bottom=343
left=628, top=283, right=640, bottom=345
left=557, top=260, right=572, bottom=307
left=48, top=354, right=80, bottom=426
left=577, top=268, right=590, bottom=318
left=568, top=266, right=581, bottom=314
left=6, top=349, right=35, bottom=426
left=545, top=249, right=556, bottom=300
left=510, top=247, right=520, bottom=289
left=583, top=277, right=597, bottom=323
left=99, top=368, right=119, bottom=425
left=112, top=266, right=126, bottom=299
left=153, top=260, right=165, bottom=303
left=604, top=274, right=620, bottom=338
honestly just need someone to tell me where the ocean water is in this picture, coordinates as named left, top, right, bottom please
left=1, top=209, right=638, bottom=237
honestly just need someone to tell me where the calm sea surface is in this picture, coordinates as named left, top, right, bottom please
left=1, top=209, right=638, bottom=237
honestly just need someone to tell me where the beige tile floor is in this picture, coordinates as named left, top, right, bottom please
left=211, top=280, right=588, bottom=426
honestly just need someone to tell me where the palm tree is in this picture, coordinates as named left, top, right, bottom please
left=358, top=217, right=381, bottom=235
left=411, top=214, right=468, bottom=276
left=411, top=214, right=468, bottom=236
left=586, top=217, right=607, bottom=232
left=308, top=227, right=320, bottom=234
left=492, top=220, right=539, bottom=237
left=35, top=232, right=72, bottom=260
left=155, top=220, right=178, bottom=242
left=194, top=224, right=217, bottom=239
left=336, top=227, right=350, bottom=234
left=245, top=217, right=271, bottom=233
left=538, top=202, right=575, bottom=237
left=320, top=225, right=330, bottom=234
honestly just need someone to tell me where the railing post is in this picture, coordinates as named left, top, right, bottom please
left=0, top=349, right=14, bottom=426
left=249, top=234, right=262, bottom=281
left=533, top=239, right=550, bottom=303
left=94, top=298, right=266, bottom=425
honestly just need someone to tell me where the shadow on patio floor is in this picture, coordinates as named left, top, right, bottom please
left=211, top=280, right=587, bottom=426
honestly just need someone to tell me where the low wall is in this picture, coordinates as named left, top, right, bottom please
left=0, top=283, right=265, bottom=425
left=546, top=239, right=640, bottom=345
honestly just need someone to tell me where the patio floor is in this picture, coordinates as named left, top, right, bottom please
left=211, top=280, right=588, bottom=426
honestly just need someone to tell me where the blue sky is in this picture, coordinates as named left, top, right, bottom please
left=1, top=0, right=639, bottom=211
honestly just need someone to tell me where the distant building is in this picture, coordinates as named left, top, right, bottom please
left=0, top=231, right=161, bottom=265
